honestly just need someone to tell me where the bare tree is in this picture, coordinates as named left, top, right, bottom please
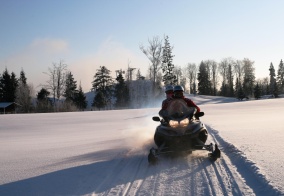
left=181, top=67, right=188, bottom=92
left=44, top=60, right=67, bottom=108
left=233, top=60, right=244, bottom=83
left=218, top=58, right=230, bottom=84
left=140, top=36, right=163, bottom=89
left=204, top=60, right=218, bottom=96
left=243, top=58, right=255, bottom=96
left=186, top=63, right=197, bottom=94
left=218, top=58, right=237, bottom=96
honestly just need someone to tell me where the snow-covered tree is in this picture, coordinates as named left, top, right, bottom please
left=15, top=69, right=33, bottom=113
left=161, top=35, right=177, bottom=85
left=173, top=66, right=182, bottom=85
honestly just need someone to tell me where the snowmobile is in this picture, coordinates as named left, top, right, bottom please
left=148, top=99, right=221, bottom=164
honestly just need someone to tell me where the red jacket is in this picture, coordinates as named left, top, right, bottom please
left=161, top=96, right=200, bottom=113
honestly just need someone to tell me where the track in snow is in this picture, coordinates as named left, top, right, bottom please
left=3, top=125, right=279, bottom=196
left=88, top=128, right=258, bottom=196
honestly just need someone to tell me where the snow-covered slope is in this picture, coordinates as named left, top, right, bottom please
left=0, top=97, right=283, bottom=195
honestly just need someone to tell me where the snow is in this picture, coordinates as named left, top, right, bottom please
left=0, top=96, right=284, bottom=195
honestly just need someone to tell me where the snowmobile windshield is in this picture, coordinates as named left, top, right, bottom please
left=166, top=99, right=196, bottom=121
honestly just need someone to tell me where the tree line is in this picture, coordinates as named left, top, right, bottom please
left=0, top=61, right=88, bottom=113
left=1, top=35, right=284, bottom=113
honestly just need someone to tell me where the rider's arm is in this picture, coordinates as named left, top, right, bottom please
left=184, top=98, right=200, bottom=113
left=161, top=100, right=167, bottom=110
left=161, top=98, right=172, bottom=110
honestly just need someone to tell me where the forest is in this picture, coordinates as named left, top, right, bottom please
left=1, top=36, right=283, bottom=113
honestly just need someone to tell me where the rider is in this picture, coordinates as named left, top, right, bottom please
left=159, top=85, right=200, bottom=120
left=159, top=85, right=173, bottom=120
left=164, top=85, right=174, bottom=99
left=172, top=85, right=200, bottom=113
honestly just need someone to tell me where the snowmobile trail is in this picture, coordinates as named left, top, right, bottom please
left=82, top=123, right=284, bottom=196
left=91, top=133, right=258, bottom=195
left=207, top=125, right=283, bottom=196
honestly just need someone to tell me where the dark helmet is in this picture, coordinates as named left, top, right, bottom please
left=173, top=85, right=184, bottom=98
left=173, top=85, right=184, bottom=92
left=165, top=85, right=174, bottom=93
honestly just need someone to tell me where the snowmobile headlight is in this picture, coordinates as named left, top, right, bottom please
left=169, top=120, right=179, bottom=127
left=169, top=118, right=189, bottom=128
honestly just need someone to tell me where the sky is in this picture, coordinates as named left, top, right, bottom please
left=1, top=96, right=283, bottom=195
left=1, top=1, right=284, bottom=92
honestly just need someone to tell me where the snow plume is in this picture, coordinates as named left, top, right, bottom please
left=127, top=80, right=164, bottom=109
left=122, top=124, right=155, bottom=152
left=121, top=112, right=157, bottom=153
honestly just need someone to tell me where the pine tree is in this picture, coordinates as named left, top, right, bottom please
left=92, top=66, right=113, bottom=110
left=227, top=64, right=234, bottom=97
left=235, top=77, right=241, bottom=98
left=36, top=88, right=52, bottom=112
left=161, top=35, right=177, bottom=85
left=64, top=71, right=78, bottom=102
left=0, top=68, right=18, bottom=102
left=276, top=59, right=284, bottom=94
left=237, top=85, right=246, bottom=100
left=10, top=72, right=18, bottom=102
left=16, top=69, right=32, bottom=113
left=0, top=72, right=2, bottom=101
left=74, top=83, right=87, bottom=110
left=197, top=61, right=211, bottom=95
left=254, top=83, right=261, bottom=99
left=269, top=62, right=278, bottom=97
left=93, top=91, right=106, bottom=110
left=220, top=82, right=228, bottom=97
left=114, top=73, right=129, bottom=108
left=37, top=88, right=50, bottom=100
left=19, top=69, right=27, bottom=85
left=273, top=81, right=279, bottom=98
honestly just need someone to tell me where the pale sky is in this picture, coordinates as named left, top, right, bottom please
left=1, top=0, right=284, bottom=92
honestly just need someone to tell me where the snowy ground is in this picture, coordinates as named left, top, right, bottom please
left=0, top=96, right=284, bottom=195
